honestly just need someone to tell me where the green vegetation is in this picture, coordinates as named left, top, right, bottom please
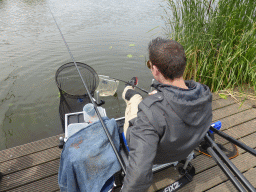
left=164, top=0, right=256, bottom=94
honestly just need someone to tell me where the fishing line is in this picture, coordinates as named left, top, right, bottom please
left=47, top=5, right=126, bottom=174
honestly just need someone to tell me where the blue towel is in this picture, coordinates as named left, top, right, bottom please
left=58, top=117, right=121, bottom=192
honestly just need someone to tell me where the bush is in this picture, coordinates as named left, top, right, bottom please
left=164, top=0, right=256, bottom=94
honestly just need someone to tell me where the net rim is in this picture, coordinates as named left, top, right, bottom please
left=55, top=62, right=99, bottom=97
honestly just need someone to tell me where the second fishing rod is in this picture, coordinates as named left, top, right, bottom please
left=106, top=76, right=149, bottom=94
left=47, top=5, right=126, bottom=174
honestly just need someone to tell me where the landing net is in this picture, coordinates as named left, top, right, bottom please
left=55, top=62, right=99, bottom=131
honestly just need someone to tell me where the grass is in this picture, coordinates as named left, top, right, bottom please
left=163, top=0, right=256, bottom=95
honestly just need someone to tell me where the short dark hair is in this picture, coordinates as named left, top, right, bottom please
left=148, top=37, right=186, bottom=80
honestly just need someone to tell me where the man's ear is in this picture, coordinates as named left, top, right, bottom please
left=152, top=65, right=160, bottom=76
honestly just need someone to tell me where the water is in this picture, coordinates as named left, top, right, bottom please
left=0, top=0, right=167, bottom=150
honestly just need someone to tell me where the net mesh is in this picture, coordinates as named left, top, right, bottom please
left=55, top=62, right=99, bottom=131
left=55, top=62, right=99, bottom=96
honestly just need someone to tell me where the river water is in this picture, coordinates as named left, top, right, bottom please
left=0, top=0, right=167, bottom=150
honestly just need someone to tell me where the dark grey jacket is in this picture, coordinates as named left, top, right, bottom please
left=121, top=80, right=212, bottom=192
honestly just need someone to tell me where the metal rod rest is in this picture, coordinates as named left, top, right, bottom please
left=205, top=134, right=256, bottom=192
left=210, top=127, right=256, bottom=156
left=206, top=146, right=246, bottom=192
left=152, top=163, right=176, bottom=174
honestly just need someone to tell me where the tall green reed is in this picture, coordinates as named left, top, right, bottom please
left=164, top=0, right=256, bottom=94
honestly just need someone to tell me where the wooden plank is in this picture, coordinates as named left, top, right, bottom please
left=147, top=167, right=181, bottom=192
left=217, top=108, right=256, bottom=131
left=0, top=147, right=61, bottom=175
left=236, top=134, right=256, bottom=154
left=212, top=93, right=221, bottom=101
left=223, top=119, right=256, bottom=140
left=0, top=134, right=64, bottom=163
left=206, top=168, right=256, bottom=192
left=192, top=154, right=216, bottom=174
left=0, top=159, right=59, bottom=191
left=229, top=150, right=256, bottom=171
left=212, top=100, right=252, bottom=122
left=209, top=120, right=256, bottom=147
left=9, top=174, right=59, bottom=192
left=178, top=151, right=256, bottom=192
left=212, top=97, right=236, bottom=110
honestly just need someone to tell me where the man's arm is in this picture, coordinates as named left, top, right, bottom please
left=121, top=111, right=159, bottom=192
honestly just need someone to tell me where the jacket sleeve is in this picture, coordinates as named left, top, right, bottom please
left=121, top=110, right=160, bottom=192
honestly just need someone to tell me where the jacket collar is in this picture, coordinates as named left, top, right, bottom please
left=151, top=80, right=196, bottom=91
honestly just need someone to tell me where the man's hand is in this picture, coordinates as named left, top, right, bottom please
left=148, top=90, right=157, bottom=96
left=125, top=77, right=138, bottom=88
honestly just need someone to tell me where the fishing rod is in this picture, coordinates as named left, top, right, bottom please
left=107, top=76, right=149, bottom=94
left=48, top=5, right=126, bottom=174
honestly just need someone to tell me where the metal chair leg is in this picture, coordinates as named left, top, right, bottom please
left=0, top=172, right=3, bottom=182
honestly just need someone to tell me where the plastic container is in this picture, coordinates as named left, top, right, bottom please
left=95, top=75, right=119, bottom=96
left=83, top=103, right=106, bottom=123
left=64, top=104, right=107, bottom=141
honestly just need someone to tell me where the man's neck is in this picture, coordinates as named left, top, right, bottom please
left=159, top=76, right=188, bottom=89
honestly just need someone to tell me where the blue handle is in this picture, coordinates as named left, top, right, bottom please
left=210, top=121, right=222, bottom=134
left=121, top=132, right=130, bottom=152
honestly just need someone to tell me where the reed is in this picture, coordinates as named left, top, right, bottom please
left=164, top=0, right=256, bottom=94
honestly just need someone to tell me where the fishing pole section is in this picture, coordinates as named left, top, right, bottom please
left=48, top=5, right=126, bottom=174
left=103, top=76, right=149, bottom=94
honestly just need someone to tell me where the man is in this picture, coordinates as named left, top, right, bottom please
left=121, top=37, right=212, bottom=191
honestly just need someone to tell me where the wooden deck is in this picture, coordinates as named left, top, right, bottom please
left=0, top=94, right=255, bottom=192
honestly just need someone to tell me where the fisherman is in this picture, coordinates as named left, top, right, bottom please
left=121, top=37, right=212, bottom=191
